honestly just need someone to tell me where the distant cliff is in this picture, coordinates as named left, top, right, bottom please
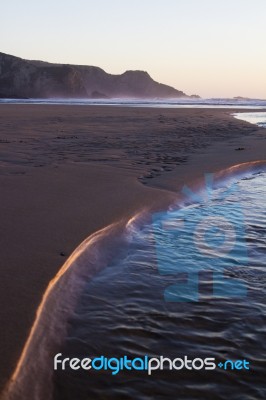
left=0, top=52, right=194, bottom=99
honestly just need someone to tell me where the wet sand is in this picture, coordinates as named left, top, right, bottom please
left=0, top=105, right=265, bottom=391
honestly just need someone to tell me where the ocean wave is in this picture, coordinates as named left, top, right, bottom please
left=1, top=98, right=266, bottom=109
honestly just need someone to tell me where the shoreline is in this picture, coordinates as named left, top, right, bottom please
left=0, top=105, right=266, bottom=392
left=4, top=160, right=266, bottom=400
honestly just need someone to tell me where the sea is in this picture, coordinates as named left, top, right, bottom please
left=50, top=168, right=266, bottom=400
left=0, top=97, right=266, bottom=108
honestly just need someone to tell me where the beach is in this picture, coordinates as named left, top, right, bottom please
left=0, top=104, right=266, bottom=392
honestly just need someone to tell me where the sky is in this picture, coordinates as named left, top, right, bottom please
left=1, top=0, right=266, bottom=98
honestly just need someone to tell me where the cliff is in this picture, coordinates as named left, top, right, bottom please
left=0, top=52, right=192, bottom=99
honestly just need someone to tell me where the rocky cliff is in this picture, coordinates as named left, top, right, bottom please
left=0, top=52, right=192, bottom=99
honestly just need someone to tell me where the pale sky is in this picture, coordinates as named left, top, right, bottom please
left=1, top=0, right=265, bottom=98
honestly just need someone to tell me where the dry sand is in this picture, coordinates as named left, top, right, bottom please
left=0, top=104, right=265, bottom=390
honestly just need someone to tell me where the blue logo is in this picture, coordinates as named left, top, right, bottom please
left=152, top=174, right=248, bottom=302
